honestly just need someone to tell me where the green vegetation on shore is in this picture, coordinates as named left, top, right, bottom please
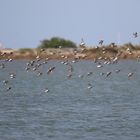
left=38, top=37, right=77, bottom=49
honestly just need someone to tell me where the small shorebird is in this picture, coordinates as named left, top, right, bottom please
left=44, top=88, right=49, bottom=93
left=37, top=72, right=42, bottom=76
left=106, top=72, right=112, bottom=77
left=99, top=40, right=104, bottom=45
left=10, top=73, right=16, bottom=79
left=6, top=87, right=12, bottom=91
left=115, top=69, right=120, bottom=73
left=97, top=64, right=103, bottom=68
left=80, top=38, right=85, bottom=45
left=0, top=63, right=5, bottom=69
left=110, top=42, right=116, bottom=47
left=133, top=32, right=138, bottom=38
left=87, top=83, right=93, bottom=89
left=3, top=80, right=9, bottom=85
left=87, top=72, right=93, bottom=76
left=25, top=67, right=30, bottom=71
left=128, top=72, right=133, bottom=79
left=78, top=74, right=84, bottom=78
left=68, top=64, right=74, bottom=73
left=47, top=66, right=55, bottom=74
left=67, top=73, right=72, bottom=78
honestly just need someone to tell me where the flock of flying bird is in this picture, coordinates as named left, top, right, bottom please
left=0, top=32, right=139, bottom=93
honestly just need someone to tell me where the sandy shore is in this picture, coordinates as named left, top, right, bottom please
left=1, top=47, right=140, bottom=60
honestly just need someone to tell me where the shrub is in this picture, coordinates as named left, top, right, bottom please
left=38, top=37, right=77, bottom=49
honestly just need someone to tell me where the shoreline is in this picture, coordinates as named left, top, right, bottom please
left=1, top=46, right=140, bottom=60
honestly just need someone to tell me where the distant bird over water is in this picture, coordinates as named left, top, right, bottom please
left=87, top=83, right=93, bottom=89
left=47, top=66, right=55, bottom=74
left=106, top=72, right=112, bottom=77
left=6, top=87, right=12, bottom=92
left=128, top=72, right=134, bottom=79
left=44, top=88, right=49, bottom=93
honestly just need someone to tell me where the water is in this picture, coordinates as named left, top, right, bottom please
left=0, top=59, right=140, bottom=140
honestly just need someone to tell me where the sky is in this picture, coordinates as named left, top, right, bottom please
left=0, top=0, right=140, bottom=48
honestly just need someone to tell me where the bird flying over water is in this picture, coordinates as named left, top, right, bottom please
left=47, top=66, right=55, bottom=74
left=128, top=72, right=133, bottom=79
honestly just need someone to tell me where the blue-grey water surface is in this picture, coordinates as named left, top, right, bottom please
left=0, top=59, right=140, bottom=140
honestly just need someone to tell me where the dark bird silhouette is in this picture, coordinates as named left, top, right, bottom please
left=133, top=32, right=138, bottom=38
left=99, top=40, right=104, bottom=45
left=47, top=66, right=55, bottom=74
left=106, top=72, right=112, bottom=77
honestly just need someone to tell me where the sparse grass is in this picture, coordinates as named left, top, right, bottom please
left=104, top=46, right=118, bottom=53
left=18, top=48, right=34, bottom=54
left=120, top=43, right=140, bottom=51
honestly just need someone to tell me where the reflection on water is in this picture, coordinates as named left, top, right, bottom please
left=0, top=60, right=140, bottom=140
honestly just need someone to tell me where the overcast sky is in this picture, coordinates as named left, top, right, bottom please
left=0, top=0, right=140, bottom=48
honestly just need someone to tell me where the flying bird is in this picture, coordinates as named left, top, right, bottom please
left=133, top=32, right=138, bottom=38
left=99, top=40, right=104, bottom=45
left=128, top=72, right=134, bottom=79
left=80, top=38, right=85, bottom=47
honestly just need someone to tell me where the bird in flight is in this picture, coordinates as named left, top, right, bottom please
left=99, top=40, right=104, bottom=45
left=133, top=32, right=138, bottom=38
